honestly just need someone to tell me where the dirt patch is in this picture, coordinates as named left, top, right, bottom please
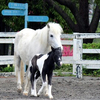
left=0, top=76, right=100, bottom=100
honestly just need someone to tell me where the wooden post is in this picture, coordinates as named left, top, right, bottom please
left=73, top=33, right=83, bottom=76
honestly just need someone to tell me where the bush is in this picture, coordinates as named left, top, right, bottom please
left=0, top=66, right=14, bottom=72
left=54, top=64, right=72, bottom=72
left=83, top=68, right=100, bottom=77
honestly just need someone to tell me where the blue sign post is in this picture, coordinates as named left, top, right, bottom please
left=1, top=2, right=49, bottom=28
left=2, top=10, right=25, bottom=16
left=27, top=16, right=49, bottom=22
left=8, top=2, right=27, bottom=9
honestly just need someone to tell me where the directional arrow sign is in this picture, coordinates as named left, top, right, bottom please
left=1, top=9, right=25, bottom=16
left=27, top=16, right=49, bottom=22
left=8, top=2, right=28, bottom=9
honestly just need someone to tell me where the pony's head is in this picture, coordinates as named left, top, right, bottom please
left=47, top=22, right=63, bottom=50
left=51, top=47, right=62, bottom=67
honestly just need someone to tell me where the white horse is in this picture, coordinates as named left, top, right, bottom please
left=14, top=22, right=63, bottom=94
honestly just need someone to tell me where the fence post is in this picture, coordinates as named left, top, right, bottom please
left=73, top=33, right=83, bottom=76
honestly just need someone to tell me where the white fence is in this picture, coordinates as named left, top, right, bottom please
left=1, top=32, right=100, bottom=78
left=0, top=32, right=16, bottom=65
left=62, top=33, right=100, bottom=78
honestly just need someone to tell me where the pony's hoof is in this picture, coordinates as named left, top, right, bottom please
left=31, top=94, right=37, bottom=97
left=37, top=94, right=40, bottom=97
left=23, top=92, right=28, bottom=96
left=31, top=92, right=37, bottom=97
left=31, top=90, right=37, bottom=97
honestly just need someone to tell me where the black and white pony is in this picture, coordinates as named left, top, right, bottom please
left=23, top=47, right=62, bottom=99
left=14, top=22, right=63, bottom=93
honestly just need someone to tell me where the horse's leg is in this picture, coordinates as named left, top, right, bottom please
left=20, top=60, right=24, bottom=85
left=37, top=73, right=47, bottom=96
left=15, top=55, right=22, bottom=93
left=47, top=72, right=53, bottom=99
left=23, top=67, right=30, bottom=96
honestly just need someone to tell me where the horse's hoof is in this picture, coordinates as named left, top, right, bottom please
left=23, top=92, right=28, bottom=96
left=17, top=89, right=22, bottom=93
left=45, top=93, right=49, bottom=96
left=17, top=83, right=22, bottom=93
left=17, top=88, right=22, bottom=93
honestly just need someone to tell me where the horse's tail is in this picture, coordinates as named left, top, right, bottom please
left=14, top=53, right=18, bottom=77
left=14, top=54, right=24, bottom=85
left=20, top=60, right=24, bottom=85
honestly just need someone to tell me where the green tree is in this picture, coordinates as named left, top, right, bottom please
left=44, top=0, right=100, bottom=43
left=0, top=0, right=73, bottom=32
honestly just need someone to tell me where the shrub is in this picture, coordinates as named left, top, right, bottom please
left=54, top=64, right=72, bottom=72
left=0, top=66, right=14, bottom=72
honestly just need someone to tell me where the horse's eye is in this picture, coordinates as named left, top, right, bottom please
left=50, top=35, right=53, bottom=37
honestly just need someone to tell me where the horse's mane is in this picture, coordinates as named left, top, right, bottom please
left=35, top=22, right=63, bottom=38
left=33, top=22, right=63, bottom=49
left=47, top=22, right=63, bottom=35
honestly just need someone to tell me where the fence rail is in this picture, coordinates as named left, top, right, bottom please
left=0, top=32, right=15, bottom=65
left=0, top=32, right=74, bottom=65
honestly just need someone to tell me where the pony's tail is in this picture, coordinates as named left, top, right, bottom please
left=20, top=60, right=24, bottom=85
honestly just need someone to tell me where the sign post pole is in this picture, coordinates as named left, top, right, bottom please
left=25, top=3, right=28, bottom=28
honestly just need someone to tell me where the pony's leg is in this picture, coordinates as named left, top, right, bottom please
left=30, top=73, right=37, bottom=96
left=15, top=55, right=22, bottom=93
left=37, top=81, right=47, bottom=96
left=33, top=71, right=40, bottom=96
left=31, top=78, right=37, bottom=96
left=47, top=72, right=53, bottom=99
left=44, top=75, right=49, bottom=96
left=23, top=68, right=30, bottom=96
left=30, top=67, right=38, bottom=97
left=37, top=73, right=47, bottom=96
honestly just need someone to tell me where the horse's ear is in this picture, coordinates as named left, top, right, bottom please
left=47, top=24, right=50, bottom=28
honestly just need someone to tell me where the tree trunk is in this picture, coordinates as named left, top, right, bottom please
left=79, top=0, right=89, bottom=32
left=79, top=0, right=93, bottom=43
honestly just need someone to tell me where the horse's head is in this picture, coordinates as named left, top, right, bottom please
left=51, top=47, right=62, bottom=67
left=47, top=22, right=63, bottom=50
